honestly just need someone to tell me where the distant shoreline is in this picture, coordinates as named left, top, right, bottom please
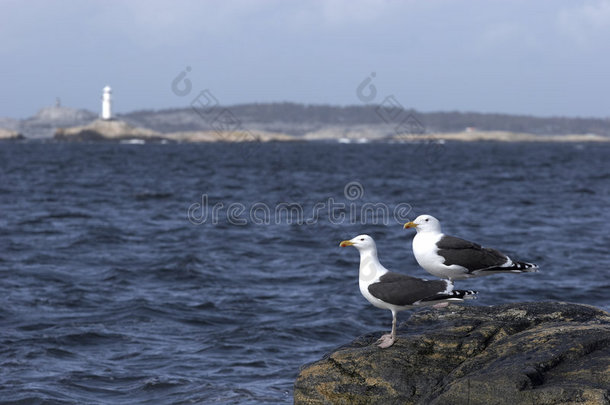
left=5, top=131, right=609, bottom=144
left=393, top=131, right=609, bottom=143
left=4, top=103, right=610, bottom=141
left=50, top=120, right=610, bottom=144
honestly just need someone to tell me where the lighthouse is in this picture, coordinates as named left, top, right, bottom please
left=101, top=86, right=112, bottom=120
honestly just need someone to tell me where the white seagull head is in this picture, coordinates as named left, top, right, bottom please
left=404, top=214, right=442, bottom=233
left=339, top=234, right=376, bottom=252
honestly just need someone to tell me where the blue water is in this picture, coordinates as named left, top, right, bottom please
left=0, top=141, right=609, bottom=404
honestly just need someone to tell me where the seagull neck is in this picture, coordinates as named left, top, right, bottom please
left=417, top=227, right=441, bottom=235
left=358, top=247, right=384, bottom=279
left=359, top=246, right=378, bottom=261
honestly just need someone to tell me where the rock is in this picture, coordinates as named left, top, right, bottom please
left=0, top=128, right=24, bottom=140
left=32, top=106, right=96, bottom=123
left=164, top=130, right=296, bottom=143
left=294, top=302, right=610, bottom=405
left=54, top=119, right=163, bottom=142
left=394, top=131, right=610, bottom=143
left=301, top=125, right=390, bottom=141
left=20, top=106, right=97, bottom=139
left=53, top=120, right=296, bottom=143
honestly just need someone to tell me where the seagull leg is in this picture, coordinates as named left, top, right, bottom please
left=376, top=310, right=397, bottom=348
left=433, top=302, right=449, bottom=309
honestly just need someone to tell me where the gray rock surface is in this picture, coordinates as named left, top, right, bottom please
left=294, top=302, right=610, bottom=405
left=20, top=106, right=96, bottom=138
left=54, top=119, right=162, bottom=141
left=0, top=128, right=23, bottom=140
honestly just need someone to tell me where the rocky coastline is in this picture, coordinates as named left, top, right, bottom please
left=54, top=119, right=163, bottom=142
left=0, top=128, right=24, bottom=140
left=52, top=123, right=610, bottom=144
left=4, top=105, right=609, bottom=143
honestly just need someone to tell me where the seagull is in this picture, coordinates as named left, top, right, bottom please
left=340, top=234, right=477, bottom=348
left=404, top=215, right=539, bottom=281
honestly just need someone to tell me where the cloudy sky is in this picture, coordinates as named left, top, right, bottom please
left=1, top=0, right=609, bottom=118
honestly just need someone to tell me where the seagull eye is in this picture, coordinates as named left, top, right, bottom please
left=360, top=238, right=365, bottom=241
left=425, top=218, right=429, bottom=222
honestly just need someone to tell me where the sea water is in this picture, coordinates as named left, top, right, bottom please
left=0, top=141, right=608, bottom=403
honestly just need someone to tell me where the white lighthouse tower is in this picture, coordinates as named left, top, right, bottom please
left=101, top=86, right=112, bottom=120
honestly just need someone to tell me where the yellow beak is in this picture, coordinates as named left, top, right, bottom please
left=339, top=240, right=354, bottom=247
left=404, top=221, right=418, bottom=229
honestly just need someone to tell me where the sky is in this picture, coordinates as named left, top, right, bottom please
left=1, top=0, right=609, bottom=119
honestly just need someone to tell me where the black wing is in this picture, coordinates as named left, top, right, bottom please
left=436, top=235, right=508, bottom=272
left=368, top=272, right=450, bottom=306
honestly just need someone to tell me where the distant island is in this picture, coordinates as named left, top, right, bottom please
left=1, top=103, right=609, bottom=142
